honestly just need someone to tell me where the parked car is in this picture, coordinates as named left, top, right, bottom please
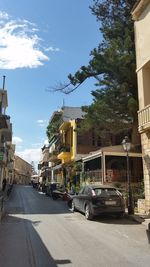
left=46, top=182, right=66, bottom=200
left=70, top=184, right=125, bottom=220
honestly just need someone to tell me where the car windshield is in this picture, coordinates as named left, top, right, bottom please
left=93, top=188, right=119, bottom=197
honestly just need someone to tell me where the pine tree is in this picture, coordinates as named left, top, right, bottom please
left=54, top=0, right=139, bottom=143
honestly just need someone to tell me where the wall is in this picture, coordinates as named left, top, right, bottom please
left=14, top=155, right=32, bottom=184
left=134, top=2, right=150, bottom=213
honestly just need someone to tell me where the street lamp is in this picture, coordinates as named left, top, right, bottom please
left=122, top=136, right=134, bottom=215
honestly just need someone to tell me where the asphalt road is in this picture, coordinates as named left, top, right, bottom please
left=0, top=185, right=150, bottom=267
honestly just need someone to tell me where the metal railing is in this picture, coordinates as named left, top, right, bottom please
left=138, top=104, right=150, bottom=131
left=81, top=170, right=103, bottom=184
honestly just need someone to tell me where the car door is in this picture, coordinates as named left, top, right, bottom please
left=78, top=186, right=91, bottom=212
left=74, top=187, right=84, bottom=210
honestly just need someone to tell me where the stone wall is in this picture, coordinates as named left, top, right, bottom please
left=141, top=132, right=150, bottom=213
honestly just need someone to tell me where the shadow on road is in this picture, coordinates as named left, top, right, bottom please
left=69, top=209, right=140, bottom=225
left=92, top=214, right=140, bottom=225
left=0, top=213, right=71, bottom=267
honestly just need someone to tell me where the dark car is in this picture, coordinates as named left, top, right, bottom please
left=71, top=184, right=125, bottom=220
left=46, top=182, right=66, bottom=200
left=46, top=182, right=61, bottom=197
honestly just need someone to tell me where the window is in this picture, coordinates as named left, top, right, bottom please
left=83, top=186, right=92, bottom=196
left=78, top=187, right=84, bottom=194
left=83, top=186, right=89, bottom=195
left=94, top=188, right=118, bottom=197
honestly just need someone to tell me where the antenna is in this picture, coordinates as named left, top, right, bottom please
left=0, top=76, right=6, bottom=114
left=62, top=98, right=65, bottom=107
left=2, top=75, right=6, bottom=90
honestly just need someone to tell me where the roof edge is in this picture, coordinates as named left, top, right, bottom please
left=132, top=0, right=150, bottom=20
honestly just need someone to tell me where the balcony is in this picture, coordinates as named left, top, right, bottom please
left=57, top=145, right=71, bottom=163
left=0, top=151, right=7, bottom=164
left=49, top=150, right=58, bottom=162
left=138, top=104, right=150, bottom=133
left=0, top=114, right=10, bottom=129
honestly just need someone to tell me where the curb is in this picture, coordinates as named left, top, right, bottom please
left=125, top=213, right=150, bottom=230
left=0, top=209, right=6, bottom=222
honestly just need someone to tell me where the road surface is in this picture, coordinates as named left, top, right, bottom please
left=0, top=185, right=150, bottom=267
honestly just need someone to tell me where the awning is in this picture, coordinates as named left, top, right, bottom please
left=82, top=145, right=142, bottom=162
left=83, top=151, right=102, bottom=162
left=52, top=164, right=62, bottom=171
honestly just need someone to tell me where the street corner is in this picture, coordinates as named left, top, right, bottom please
left=124, top=212, right=146, bottom=224
left=126, top=213, right=150, bottom=231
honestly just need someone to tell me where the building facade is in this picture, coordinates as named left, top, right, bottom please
left=13, top=155, right=32, bottom=184
left=46, top=106, right=105, bottom=187
left=0, top=79, right=14, bottom=190
left=132, top=0, right=150, bottom=213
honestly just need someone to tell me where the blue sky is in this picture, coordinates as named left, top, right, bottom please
left=0, top=0, right=101, bottom=168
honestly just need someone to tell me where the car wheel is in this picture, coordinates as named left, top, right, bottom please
left=85, top=204, right=93, bottom=220
left=67, top=199, right=72, bottom=208
left=71, top=200, right=76, bottom=212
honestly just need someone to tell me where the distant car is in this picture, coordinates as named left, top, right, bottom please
left=71, top=184, right=125, bottom=220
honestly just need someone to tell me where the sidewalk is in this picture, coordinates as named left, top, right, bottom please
left=0, top=186, right=13, bottom=221
left=125, top=211, right=150, bottom=230
left=0, top=190, right=6, bottom=221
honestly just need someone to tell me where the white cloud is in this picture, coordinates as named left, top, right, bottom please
left=45, top=46, right=60, bottom=52
left=0, top=12, right=54, bottom=69
left=37, top=119, right=48, bottom=127
left=32, top=143, right=43, bottom=147
left=0, top=11, right=9, bottom=20
left=37, top=119, right=44, bottom=123
left=12, top=136, right=23, bottom=144
left=16, top=148, right=42, bottom=167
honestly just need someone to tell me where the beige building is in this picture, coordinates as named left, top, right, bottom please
left=132, top=0, right=150, bottom=213
left=0, top=84, right=14, bottom=190
left=38, top=145, right=51, bottom=185
left=5, top=143, right=15, bottom=184
left=13, top=155, right=32, bottom=184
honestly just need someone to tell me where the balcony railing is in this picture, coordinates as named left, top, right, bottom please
left=138, top=104, right=150, bottom=132
left=49, top=150, right=59, bottom=163
left=59, top=145, right=70, bottom=153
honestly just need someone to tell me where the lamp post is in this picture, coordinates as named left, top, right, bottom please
left=122, top=136, right=134, bottom=215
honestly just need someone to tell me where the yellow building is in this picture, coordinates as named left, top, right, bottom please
left=57, top=118, right=101, bottom=186
left=132, top=0, right=150, bottom=213
left=57, top=120, right=77, bottom=164
left=48, top=106, right=100, bottom=186
left=58, top=119, right=98, bottom=164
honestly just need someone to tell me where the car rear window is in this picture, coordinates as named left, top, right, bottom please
left=93, top=188, right=119, bottom=197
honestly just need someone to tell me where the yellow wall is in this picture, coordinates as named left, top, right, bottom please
left=71, top=120, right=76, bottom=160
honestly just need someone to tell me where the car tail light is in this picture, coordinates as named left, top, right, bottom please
left=91, top=189, right=96, bottom=196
